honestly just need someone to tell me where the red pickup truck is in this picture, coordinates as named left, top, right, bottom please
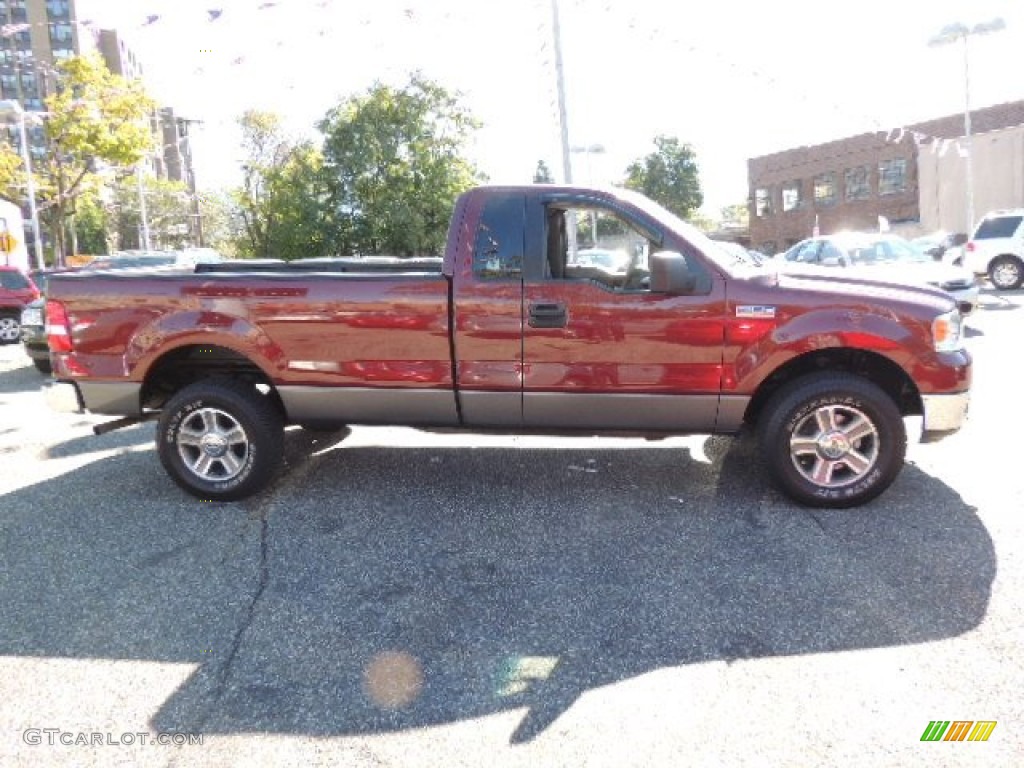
left=43, top=185, right=971, bottom=507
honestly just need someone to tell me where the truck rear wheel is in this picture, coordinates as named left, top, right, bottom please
left=758, top=373, right=906, bottom=508
left=157, top=379, right=284, bottom=501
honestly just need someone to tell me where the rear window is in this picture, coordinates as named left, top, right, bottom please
left=0, top=270, right=31, bottom=290
left=974, top=215, right=1023, bottom=239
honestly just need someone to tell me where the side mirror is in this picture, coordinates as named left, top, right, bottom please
left=649, top=250, right=699, bottom=294
left=820, top=256, right=842, bottom=267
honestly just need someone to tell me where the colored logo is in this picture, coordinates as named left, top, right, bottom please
left=920, top=720, right=997, bottom=742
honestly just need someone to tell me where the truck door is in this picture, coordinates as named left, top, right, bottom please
left=451, top=191, right=526, bottom=426
left=521, top=196, right=727, bottom=430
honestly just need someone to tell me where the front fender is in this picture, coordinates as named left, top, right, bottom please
left=727, top=308, right=921, bottom=392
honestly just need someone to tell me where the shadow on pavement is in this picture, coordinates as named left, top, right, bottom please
left=0, top=429, right=995, bottom=744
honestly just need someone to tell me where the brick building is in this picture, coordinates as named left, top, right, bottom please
left=748, top=100, right=1024, bottom=254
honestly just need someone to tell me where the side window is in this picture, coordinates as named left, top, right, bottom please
left=550, top=204, right=656, bottom=291
left=819, top=242, right=846, bottom=264
left=473, top=194, right=524, bottom=279
left=789, top=242, right=819, bottom=263
left=974, top=215, right=1023, bottom=240
left=0, top=270, right=29, bottom=290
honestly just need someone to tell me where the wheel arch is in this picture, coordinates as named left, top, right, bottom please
left=141, top=343, right=285, bottom=418
left=743, top=348, right=922, bottom=427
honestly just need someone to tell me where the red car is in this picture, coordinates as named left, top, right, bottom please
left=0, top=266, right=40, bottom=344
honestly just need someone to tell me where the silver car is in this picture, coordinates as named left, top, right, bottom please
left=777, top=233, right=980, bottom=315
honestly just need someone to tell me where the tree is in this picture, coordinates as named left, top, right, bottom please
left=319, top=73, right=482, bottom=256
left=0, top=143, right=24, bottom=202
left=533, top=160, right=554, bottom=184
left=35, top=53, right=154, bottom=263
left=232, top=110, right=329, bottom=260
left=623, top=135, right=703, bottom=219
left=720, top=203, right=749, bottom=228
left=111, top=174, right=196, bottom=250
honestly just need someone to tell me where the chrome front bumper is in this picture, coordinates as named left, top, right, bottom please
left=920, top=391, right=970, bottom=442
left=43, top=380, right=83, bottom=414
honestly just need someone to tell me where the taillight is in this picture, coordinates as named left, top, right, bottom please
left=45, top=300, right=73, bottom=353
left=966, top=241, right=975, bottom=252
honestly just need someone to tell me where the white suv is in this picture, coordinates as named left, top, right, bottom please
left=963, top=210, right=1024, bottom=290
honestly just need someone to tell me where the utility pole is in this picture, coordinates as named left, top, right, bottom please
left=550, top=0, right=572, bottom=186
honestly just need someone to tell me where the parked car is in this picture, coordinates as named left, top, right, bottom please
left=962, top=209, right=1024, bottom=290
left=911, top=231, right=967, bottom=263
left=0, top=266, right=40, bottom=344
left=777, top=233, right=979, bottom=315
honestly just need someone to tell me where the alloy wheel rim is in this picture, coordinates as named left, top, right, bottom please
left=789, top=404, right=880, bottom=488
left=176, top=407, right=250, bottom=482
left=0, top=317, right=18, bottom=341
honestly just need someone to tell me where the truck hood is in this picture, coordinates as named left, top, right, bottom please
left=776, top=259, right=975, bottom=289
left=739, top=267, right=958, bottom=316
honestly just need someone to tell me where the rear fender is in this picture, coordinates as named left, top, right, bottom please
left=125, top=310, right=284, bottom=380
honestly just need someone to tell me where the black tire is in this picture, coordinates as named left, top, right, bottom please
left=32, top=357, right=52, bottom=374
left=988, top=256, right=1024, bottom=290
left=157, top=379, right=284, bottom=501
left=0, top=314, right=19, bottom=344
left=757, top=373, right=906, bottom=508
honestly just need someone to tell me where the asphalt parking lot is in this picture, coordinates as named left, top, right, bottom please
left=0, top=289, right=1022, bottom=767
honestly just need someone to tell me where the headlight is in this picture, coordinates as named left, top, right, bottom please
left=932, top=309, right=963, bottom=353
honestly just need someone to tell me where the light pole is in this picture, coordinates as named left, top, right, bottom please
left=928, top=17, right=1006, bottom=233
left=0, top=99, right=44, bottom=269
left=571, top=143, right=606, bottom=247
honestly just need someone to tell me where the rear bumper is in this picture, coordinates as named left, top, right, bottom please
left=920, top=391, right=970, bottom=442
left=43, top=380, right=141, bottom=416
left=44, top=380, right=83, bottom=413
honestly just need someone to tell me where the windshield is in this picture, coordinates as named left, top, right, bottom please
left=835, top=236, right=932, bottom=266
left=615, top=189, right=757, bottom=271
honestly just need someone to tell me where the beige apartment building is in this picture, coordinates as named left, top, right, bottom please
left=0, top=0, right=202, bottom=250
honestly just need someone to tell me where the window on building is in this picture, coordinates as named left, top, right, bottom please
left=46, top=0, right=71, bottom=17
left=844, top=166, right=871, bottom=200
left=51, top=47, right=74, bottom=60
left=49, top=23, right=73, bottom=43
left=473, top=194, right=524, bottom=279
left=754, top=187, right=773, bottom=217
left=878, top=158, right=907, bottom=196
left=782, top=181, right=802, bottom=212
left=813, top=173, right=837, bottom=207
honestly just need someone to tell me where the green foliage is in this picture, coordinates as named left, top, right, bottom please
left=533, top=160, right=554, bottom=184
left=72, top=190, right=110, bottom=255
left=623, top=135, right=703, bottom=219
left=319, top=73, right=481, bottom=256
left=720, top=203, right=750, bottom=228
left=112, top=174, right=196, bottom=250
left=0, top=143, right=24, bottom=201
left=34, top=53, right=154, bottom=262
left=232, top=110, right=329, bottom=260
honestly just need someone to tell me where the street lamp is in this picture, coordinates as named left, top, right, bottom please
left=0, top=99, right=44, bottom=269
left=928, top=17, right=1007, bottom=233
left=570, top=144, right=606, bottom=248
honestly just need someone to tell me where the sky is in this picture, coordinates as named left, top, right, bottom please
left=77, top=0, right=1024, bottom=216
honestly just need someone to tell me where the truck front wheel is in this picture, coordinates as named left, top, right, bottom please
left=157, top=379, right=284, bottom=501
left=758, top=373, right=906, bottom=508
